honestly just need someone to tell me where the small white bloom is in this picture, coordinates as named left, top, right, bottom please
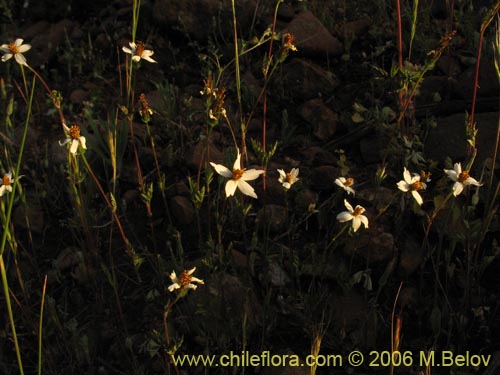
left=59, top=123, right=87, bottom=154
left=444, top=162, right=481, bottom=197
left=210, top=149, right=264, bottom=199
left=0, top=172, right=14, bottom=197
left=0, top=38, right=31, bottom=66
left=278, top=168, right=299, bottom=189
left=168, top=267, right=204, bottom=292
left=336, top=199, right=369, bottom=232
left=334, top=177, right=355, bottom=195
left=397, top=167, right=426, bottom=205
left=122, top=41, right=156, bottom=63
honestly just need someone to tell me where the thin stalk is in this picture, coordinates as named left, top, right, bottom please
left=0, top=75, right=36, bottom=375
left=230, top=0, right=244, bottom=158
left=37, top=275, right=48, bottom=375
left=469, top=1, right=500, bottom=145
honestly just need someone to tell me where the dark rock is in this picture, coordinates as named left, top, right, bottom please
left=301, top=146, right=337, bottom=165
left=187, top=140, right=223, bottom=170
left=298, top=98, right=339, bottom=140
left=169, top=195, right=195, bottom=225
left=398, top=236, right=425, bottom=277
left=343, top=227, right=394, bottom=263
left=256, top=204, right=288, bottom=233
left=281, top=58, right=338, bottom=99
left=424, top=111, right=500, bottom=166
left=457, top=60, right=500, bottom=101
left=310, top=165, right=337, bottom=191
left=153, top=0, right=258, bottom=41
left=284, top=11, right=343, bottom=57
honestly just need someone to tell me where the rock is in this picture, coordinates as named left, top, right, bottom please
left=343, top=228, right=394, bottom=263
left=294, top=189, right=318, bottom=213
left=281, top=58, right=338, bottom=99
left=284, top=11, right=343, bottom=57
left=187, top=140, right=223, bottom=170
left=359, top=135, right=383, bottom=164
left=338, top=17, right=371, bottom=41
left=457, top=60, right=500, bottom=101
left=256, top=204, right=288, bottom=233
left=153, top=0, right=258, bottom=41
left=298, top=98, right=338, bottom=140
left=169, top=195, right=195, bottom=225
left=310, top=165, right=337, bottom=191
left=27, top=19, right=77, bottom=66
left=424, top=111, right=500, bottom=165
left=398, top=236, right=425, bottom=277
left=69, top=89, right=90, bottom=104
left=301, top=146, right=337, bottom=165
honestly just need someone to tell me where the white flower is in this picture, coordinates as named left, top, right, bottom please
left=334, top=177, right=355, bottom=195
left=397, top=167, right=426, bottom=205
left=122, top=41, right=156, bottom=63
left=0, top=172, right=14, bottom=197
left=168, top=267, right=204, bottom=292
left=210, top=149, right=264, bottom=199
left=336, top=199, right=369, bottom=232
left=0, top=38, right=31, bottom=66
left=59, top=123, right=87, bottom=154
left=444, top=162, right=482, bottom=197
left=278, top=168, right=299, bottom=189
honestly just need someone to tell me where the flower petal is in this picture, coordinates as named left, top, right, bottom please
left=79, top=136, right=87, bottom=150
left=14, top=53, right=27, bottom=66
left=18, top=44, right=31, bottom=53
left=452, top=181, right=463, bottom=196
left=233, top=150, right=241, bottom=170
left=336, top=211, right=353, bottom=222
left=210, top=162, right=232, bottom=178
left=225, top=179, right=238, bottom=197
left=352, top=217, right=361, bottom=232
left=403, top=168, right=413, bottom=184
left=237, top=179, right=258, bottom=198
left=360, top=215, right=369, bottom=229
left=411, top=190, right=423, bottom=205
left=70, top=139, right=79, bottom=154
left=465, top=177, right=481, bottom=187
left=397, top=180, right=409, bottom=192
left=242, top=169, right=264, bottom=181
left=343, top=199, right=354, bottom=213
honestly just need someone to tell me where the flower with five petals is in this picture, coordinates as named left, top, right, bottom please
left=122, top=41, right=156, bottom=63
left=0, top=38, right=31, bottom=66
left=336, top=199, right=369, bottom=232
left=397, top=167, right=426, bottom=205
left=168, top=267, right=204, bottom=293
left=0, top=172, right=14, bottom=197
left=278, top=168, right=299, bottom=190
left=444, top=162, right=481, bottom=197
left=335, top=177, right=355, bottom=195
left=59, top=123, right=87, bottom=154
left=210, top=150, right=264, bottom=199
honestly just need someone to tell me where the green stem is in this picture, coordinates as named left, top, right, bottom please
left=0, top=75, right=35, bottom=375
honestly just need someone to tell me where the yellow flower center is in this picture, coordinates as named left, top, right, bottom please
left=2, top=174, right=11, bottom=186
left=69, top=124, right=81, bottom=140
left=8, top=42, right=19, bottom=54
left=353, top=206, right=364, bottom=216
left=285, top=173, right=294, bottom=183
left=458, top=171, right=470, bottom=183
left=410, top=181, right=424, bottom=191
left=135, top=41, right=145, bottom=57
left=232, top=168, right=245, bottom=180
left=178, top=270, right=192, bottom=287
left=343, top=178, right=354, bottom=187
